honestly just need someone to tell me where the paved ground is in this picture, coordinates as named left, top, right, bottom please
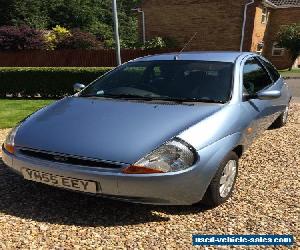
left=286, top=79, right=300, bottom=103
left=0, top=104, right=299, bottom=249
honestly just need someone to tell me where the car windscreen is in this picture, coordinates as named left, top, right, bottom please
left=80, top=60, right=234, bottom=103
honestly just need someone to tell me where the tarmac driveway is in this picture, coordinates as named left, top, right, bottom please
left=286, top=79, right=300, bottom=103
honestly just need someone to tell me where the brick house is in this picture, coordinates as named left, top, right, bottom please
left=138, top=0, right=300, bottom=69
left=262, top=0, right=300, bottom=69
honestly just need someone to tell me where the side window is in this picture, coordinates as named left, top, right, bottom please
left=243, top=58, right=273, bottom=95
left=272, top=42, right=284, bottom=56
left=260, top=59, right=281, bottom=82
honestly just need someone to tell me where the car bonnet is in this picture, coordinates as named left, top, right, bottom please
left=15, top=97, right=222, bottom=164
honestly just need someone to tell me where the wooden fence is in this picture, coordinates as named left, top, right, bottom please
left=0, top=49, right=176, bottom=67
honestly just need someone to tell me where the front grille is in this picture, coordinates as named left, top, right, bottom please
left=19, top=149, right=121, bottom=169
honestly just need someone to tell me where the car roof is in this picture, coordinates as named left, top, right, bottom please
left=132, top=51, right=253, bottom=63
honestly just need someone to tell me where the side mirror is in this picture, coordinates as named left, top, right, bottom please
left=256, top=90, right=281, bottom=100
left=73, top=83, right=86, bottom=93
left=243, top=90, right=281, bottom=101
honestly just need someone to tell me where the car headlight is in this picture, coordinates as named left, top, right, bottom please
left=3, top=125, right=20, bottom=154
left=122, top=138, right=197, bottom=174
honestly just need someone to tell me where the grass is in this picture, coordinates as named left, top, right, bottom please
left=279, top=68, right=300, bottom=77
left=0, top=99, right=54, bottom=129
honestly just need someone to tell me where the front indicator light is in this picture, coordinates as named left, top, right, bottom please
left=4, top=144, right=15, bottom=154
left=3, top=125, right=20, bottom=154
left=122, top=138, right=197, bottom=174
left=122, top=165, right=164, bottom=174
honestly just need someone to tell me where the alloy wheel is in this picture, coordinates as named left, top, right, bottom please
left=219, top=160, right=237, bottom=198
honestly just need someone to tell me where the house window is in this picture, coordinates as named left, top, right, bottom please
left=256, top=42, right=264, bottom=55
left=261, top=7, right=269, bottom=24
left=272, top=42, right=284, bottom=56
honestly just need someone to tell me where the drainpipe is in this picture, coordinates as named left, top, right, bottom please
left=240, top=0, right=255, bottom=52
left=132, top=8, right=146, bottom=45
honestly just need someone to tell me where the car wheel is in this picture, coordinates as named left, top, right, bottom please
left=201, top=152, right=239, bottom=207
left=272, top=104, right=289, bottom=129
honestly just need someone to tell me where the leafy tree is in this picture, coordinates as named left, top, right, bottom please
left=45, top=0, right=141, bottom=47
left=0, top=0, right=15, bottom=26
left=0, top=0, right=142, bottom=48
left=0, top=25, right=45, bottom=50
left=7, top=0, right=49, bottom=29
left=277, top=23, right=300, bottom=71
left=47, top=0, right=96, bottom=30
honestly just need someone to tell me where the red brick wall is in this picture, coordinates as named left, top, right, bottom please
left=250, top=4, right=269, bottom=52
left=263, top=7, right=300, bottom=69
left=140, top=0, right=300, bottom=70
left=141, top=0, right=246, bottom=51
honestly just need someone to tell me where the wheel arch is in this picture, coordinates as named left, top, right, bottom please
left=232, top=145, right=244, bottom=158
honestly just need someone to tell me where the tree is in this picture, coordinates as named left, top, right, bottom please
left=45, top=0, right=141, bottom=48
left=4, top=0, right=49, bottom=29
left=277, top=23, right=300, bottom=71
left=0, top=0, right=15, bottom=26
left=0, top=0, right=142, bottom=48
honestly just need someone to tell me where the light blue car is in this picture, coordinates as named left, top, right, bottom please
left=3, top=52, right=291, bottom=206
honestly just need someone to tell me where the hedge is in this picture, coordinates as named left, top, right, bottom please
left=0, top=67, right=113, bottom=98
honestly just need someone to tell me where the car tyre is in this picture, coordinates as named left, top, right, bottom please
left=271, top=104, right=289, bottom=129
left=201, top=152, right=239, bottom=207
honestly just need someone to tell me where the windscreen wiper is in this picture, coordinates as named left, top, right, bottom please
left=80, top=93, right=155, bottom=100
left=79, top=94, right=225, bottom=104
left=156, top=97, right=226, bottom=104
left=104, top=94, right=157, bottom=100
left=193, top=98, right=226, bottom=104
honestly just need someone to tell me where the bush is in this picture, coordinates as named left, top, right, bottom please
left=0, top=25, right=45, bottom=51
left=143, top=37, right=166, bottom=49
left=0, top=67, right=112, bottom=98
left=44, top=25, right=71, bottom=50
left=163, top=37, right=179, bottom=49
left=142, top=37, right=179, bottom=49
left=57, top=29, right=104, bottom=50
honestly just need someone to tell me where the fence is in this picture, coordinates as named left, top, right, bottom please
left=0, top=49, right=176, bottom=67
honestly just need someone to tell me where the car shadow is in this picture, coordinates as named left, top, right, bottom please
left=0, top=158, right=209, bottom=227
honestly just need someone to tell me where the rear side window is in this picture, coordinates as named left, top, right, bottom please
left=259, top=58, right=281, bottom=82
left=243, top=58, right=273, bottom=95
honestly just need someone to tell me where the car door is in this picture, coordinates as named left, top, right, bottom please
left=241, top=57, right=275, bottom=144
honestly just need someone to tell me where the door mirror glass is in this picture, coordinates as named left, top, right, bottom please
left=73, top=83, right=86, bottom=93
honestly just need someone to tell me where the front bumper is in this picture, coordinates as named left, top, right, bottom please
left=2, top=146, right=212, bottom=205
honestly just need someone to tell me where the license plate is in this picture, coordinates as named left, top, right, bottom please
left=22, top=168, right=97, bottom=194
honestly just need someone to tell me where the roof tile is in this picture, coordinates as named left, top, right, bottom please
left=269, top=0, right=300, bottom=7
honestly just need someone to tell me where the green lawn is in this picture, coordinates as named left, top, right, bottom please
left=0, top=99, right=54, bottom=129
left=279, top=69, right=300, bottom=77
